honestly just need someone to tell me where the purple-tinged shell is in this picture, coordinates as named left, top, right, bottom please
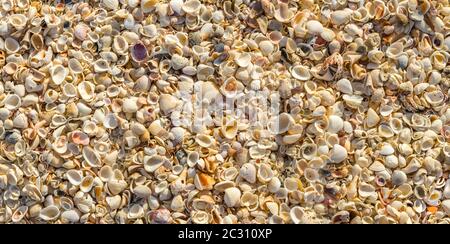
left=131, top=43, right=148, bottom=62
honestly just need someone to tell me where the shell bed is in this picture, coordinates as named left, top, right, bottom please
left=0, top=0, right=450, bottom=224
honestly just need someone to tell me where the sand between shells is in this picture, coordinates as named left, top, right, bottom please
left=0, top=0, right=450, bottom=224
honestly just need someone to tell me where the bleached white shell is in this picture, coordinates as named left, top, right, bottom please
left=306, top=20, right=323, bottom=34
left=82, top=146, right=102, bottom=168
left=329, top=144, right=348, bottom=163
left=66, top=170, right=83, bottom=185
left=291, top=65, right=311, bottom=81
left=336, top=78, right=353, bottom=94
left=159, top=94, right=178, bottom=114
left=144, top=155, right=165, bottom=173
left=380, top=143, right=395, bottom=155
left=102, top=0, right=119, bottom=10
left=327, top=115, right=344, bottom=133
left=268, top=113, right=294, bottom=135
left=50, top=65, right=68, bottom=85
left=224, top=187, right=241, bottom=207
left=39, top=205, right=60, bottom=221
left=61, top=210, right=80, bottom=223
left=239, top=163, right=256, bottom=183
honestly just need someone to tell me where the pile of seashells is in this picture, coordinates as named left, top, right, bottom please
left=0, top=0, right=449, bottom=224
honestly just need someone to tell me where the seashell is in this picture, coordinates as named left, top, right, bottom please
left=424, top=90, right=444, bottom=106
left=159, top=94, right=178, bottom=114
left=123, top=97, right=138, bottom=113
left=259, top=40, right=274, bottom=56
left=10, top=14, right=27, bottom=30
left=306, top=20, right=323, bottom=35
left=239, top=163, right=256, bottom=183
left=144, top=155, right=165, bottom=173
left=61, top=210, right=80, bottom=223
left=331, top=9, right=352, bottom=25
left=291, top=65, right=311, bottom=81
left=329, top=144, right=348, bottom=164
left=194, top=173, right=215, bottom=190
left=336, top=78, right=353, bottom=94
left=5, top=38, right=20, bottom=53
left=182, top=0, right=201, bottom=15
left=39, top=205, right=60, bottom=221
left=80, top=175, right=94, bottom=193
left=366, top=108, right=380, bottom=128
left=12, top=113, right=28, bottom=129
left=128, top=204, right=144, bottom=219
left=234, top=53, right=252, bottom=67
left=104, top=113, right=119, bottom=129
left=77, top=81, right=95, bottom=101
left=82, top=146, right=102, bottom=168
left=131, top=42, right=148, bottom=62
left=224, top=187, right=241, bottom=207
left=380, top=143, right=395, bottom=156
left=4, top=94, right=21, bottom=110
left=327, top=115, right=344, bottom=133
left=99, top=165, right=114, bottom=182
left=66, top=170, right=83, bottom=185
left=12, top=206, right=28, bottom=223
left=268, top=113, right=294, bottom=135
left=195, top=134, right=215, bottom=148
left=74, top=24, right=89, bottom=41
left=134, top=185, right=152, bottom=198
left=257, top=163, right=274, bottom=183
left=102, top=0, right=119, bottom=10
left=68, top=58, right=83, bottom=74
left=442, top=200, right=450, bottom=216
left=290, top=206, right=305, bottom=224
left=221, top=118, right=238, bottom=139
left=392, top=170, right=407, bottom=186
left=106, top=196, right=122, bottom=210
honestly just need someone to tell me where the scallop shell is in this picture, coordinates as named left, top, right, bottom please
left=329, top=144, right=348, bottom=164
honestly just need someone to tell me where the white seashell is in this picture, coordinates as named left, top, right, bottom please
left=123, top=97, right=138, bottom=113
left=102, top=0, right=119, bottom=10
left=82, top=146, right=102, bottom=168
left=144, top=155, right=165, bottom=173
left=99, top=165, right=114, bottom=182
left=380, top=143, right=395, bottom=155
left=290, top=65, right=311, bottom=81
left=290, top=206, right=305, bottom=224
left=128, top=204, right=144, bottom=219
left=384, top=155, right=399, bottom=168
left=103, top=113, right=119, bottom=129
left=259, top=40, right=274, bottom=56
left=268, top=177, right=281, bottom=193
left=392, top=170, right=407, bottom=186
left=268, top=113, right=294, bottom=135
left=134, top=185, right=152, bottom=198
left=66, top=170, right=83, bottom=185
left=61, top=210, right=80, bottom=223
left=331, top=9, right=353, bottom=25
left=366, top=108, right=380, bottom=128
left=5, top=37, right=20, bottom=53
left=329, top=144, right=348, bottom=163
left=327, top=115, right=344, bottom=133
left=106, top=196, right=122, bottom=210
left=12, top=206, right=28, bottom=222
left=4, top=94, right=21, bottom=110
left=224, top=187, right=241, bottom=207
left=306, top=20, right=323, bottom=34
left=239, top=163, right=256, bottom=183
left=159, top=94, right=178, bottom=114
left=50, top=65, right=68, bottom=85
left=12, top=113, right=28, bottom=129
left=257, top=163, right=274, bottom=183
left=39, top=205, right=60, bottom=221
left=369, top=161, right=385, bottom=172
left=77, top=81, right=95, bottom=101
left=170, top=0, right=184, bottom=15
left=336, top=78, right=353, bottom=94
left=442, top=200, right=450, bottom=216
left=234, top=52, right=252, bottom=67
left=186, top=151, right=199, bottom=167
left=182, top=0, right=201, bottom=14
left=195, top=134, right=215, bottom=148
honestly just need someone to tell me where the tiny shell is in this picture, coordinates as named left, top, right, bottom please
left=39, top=206, right=60, bottom=221
left=329, top=144, right=348, bottom=164
left=239, top=163, right=256, bottom=183
left=224, top=187, right=241, bottom=207
left=144, top=155, right=165, bottom=173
